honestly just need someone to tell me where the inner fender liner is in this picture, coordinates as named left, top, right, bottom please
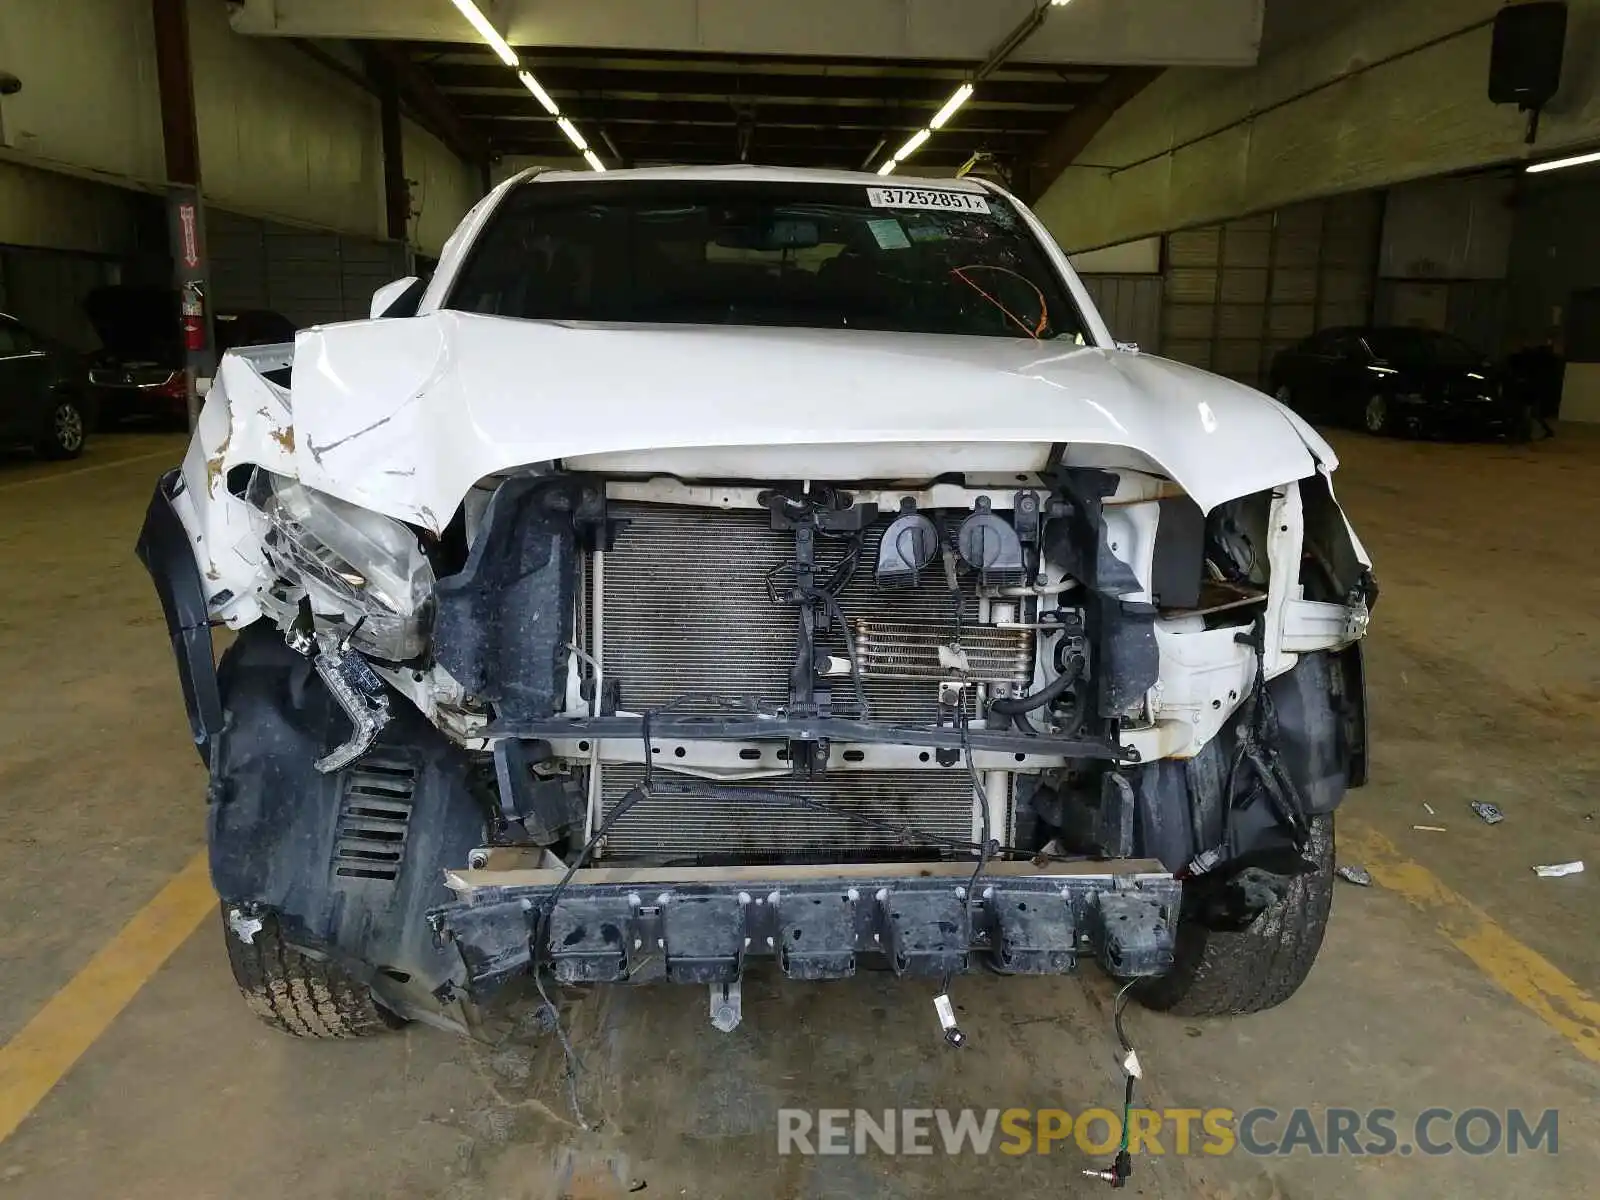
left=209, top=624, right=486, bottom=1029
left=431, top=476, right=594, bottom=723
left=1126, top=650, right=1355, bottom=875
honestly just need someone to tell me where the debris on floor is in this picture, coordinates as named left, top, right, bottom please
left=1423, top=802, right=1436, bottom=816
left=1413, top=824, right=1447, bottom=832
left=1533, top=861, right=1584, bottom=878
left=1336, top=865, right=1373, bottom=886
left=1470, top=801, right=1505, bottom=825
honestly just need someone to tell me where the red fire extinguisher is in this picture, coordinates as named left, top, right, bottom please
left=180, top=280, right=206, bottom=352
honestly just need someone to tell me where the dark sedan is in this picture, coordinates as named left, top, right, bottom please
left=1268, top=326, right=1526, bottom=439
left=0, top=313, right=91, bottom=459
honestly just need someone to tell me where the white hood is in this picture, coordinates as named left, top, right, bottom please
left=285, top=311, right=1329, bottom=531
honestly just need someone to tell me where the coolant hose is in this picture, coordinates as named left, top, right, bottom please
left=988, top=654, right=1084, bottom=715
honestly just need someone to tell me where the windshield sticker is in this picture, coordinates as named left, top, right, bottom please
left=867, top=187, right=990, bottom=214
left=866, top=218, right=912, bottom=250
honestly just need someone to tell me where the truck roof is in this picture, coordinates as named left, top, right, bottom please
left=517, top=162, right=993, bottom=192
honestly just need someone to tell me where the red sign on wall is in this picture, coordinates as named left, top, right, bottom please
left=178, top=202, right=199, bottom=269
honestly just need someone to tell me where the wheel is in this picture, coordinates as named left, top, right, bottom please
left=221, top=907, right=404, bottom=1037
left=37, top=394, right=87, bottom=459
left=1134, top=813, right=1335, bottom=1017
left=1362, top=394, right=1390, bottom=436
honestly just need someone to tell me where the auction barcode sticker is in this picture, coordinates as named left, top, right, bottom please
left=866, top=187, right=990, bottom=214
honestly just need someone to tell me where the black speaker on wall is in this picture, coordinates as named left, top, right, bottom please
left=1488, top=2, right=1568, bottom=108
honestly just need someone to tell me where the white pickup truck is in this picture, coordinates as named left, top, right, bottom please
left=138, top=164, right=1374, bottom=1045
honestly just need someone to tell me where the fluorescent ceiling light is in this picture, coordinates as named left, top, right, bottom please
left=583, top=149, right=607, bottom=173
left=517, top=69, right=559, bottom=115
left=1526, top=148, right=1600, bottom=174
left=449, top=0, right=518, bottom=67
left=894, top=128, right=931, bottom=161
left=557, top=117, right=589, bottom=152
left=929, top=83, right=973, bottom=131
left=1050, top=0, right=1073, bottom=6
left=877, top=159, right=898, bottom=176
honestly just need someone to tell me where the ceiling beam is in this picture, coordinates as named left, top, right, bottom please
left=407, top=40, right=1110, bottom=78
left=498, top=145, right=988, bottom=170
left=492, top=122, right=1028, bottom=154
left=365, top=41, right=490, bottom=164
left=454, top=96, right=1066, bottom=135
left=1017, top=67, right=1161, bottom=203
left=423, top=63, right=1099, bottom=107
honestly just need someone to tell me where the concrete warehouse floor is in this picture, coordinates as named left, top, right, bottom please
left=0, top=428, right=1597, bottom=1199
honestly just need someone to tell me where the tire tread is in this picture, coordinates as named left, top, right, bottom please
left=222, top=908, right=398, bottom=1038
left=1135, top=814, right=1335, bottom=1017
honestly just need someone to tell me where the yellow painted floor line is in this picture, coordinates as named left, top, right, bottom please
left=0, top=449, right=173, bottom=493
left=0, top=849, right=215, bottom=1145
left=1344, top=818, right=1600, bottom=1064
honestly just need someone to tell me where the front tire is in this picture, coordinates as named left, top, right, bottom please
left=37, top=394, right=87, bottom=459
left=1135, top=813, right=1335, bottom=1017
left=222, top=908, right=404, bottom=1038
left=1362, top=394, right=1391, bottom=436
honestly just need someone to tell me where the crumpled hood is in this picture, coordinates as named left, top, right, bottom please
left=286, top=311, right=1328, bottom=531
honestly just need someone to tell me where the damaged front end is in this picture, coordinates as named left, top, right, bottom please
left=139, top=345, right=1372, bottom=1036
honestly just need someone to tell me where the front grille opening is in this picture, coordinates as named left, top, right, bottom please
left=334, top=757, right=418, bottom=882
left=595, top=765, right=1005, bottom=863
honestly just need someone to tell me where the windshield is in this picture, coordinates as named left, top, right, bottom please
left=446, top=180, right=1086, bottom=342
left=1362, top=328, right=1484, bottom=368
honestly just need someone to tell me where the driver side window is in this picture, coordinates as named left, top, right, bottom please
left=1335, top=334, right=1370, bottom=362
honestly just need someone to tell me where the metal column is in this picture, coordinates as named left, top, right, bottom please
left=152, top=0, right=211, bottom=429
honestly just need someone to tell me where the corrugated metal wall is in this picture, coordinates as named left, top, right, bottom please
left=1078, top=275, right=1163, bottom=351
left=207, top=209, right=409, bottom=327
left=1158, top=193, right=1382, bottom=387
left=0, top=248, right=122, bottom=350
left=1372, top=279, right=1509, bottom=354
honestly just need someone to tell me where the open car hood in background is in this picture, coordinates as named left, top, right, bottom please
left=84, top=287, right=296, bottom=364
left=280, top=311, right=1330, bottom=532
left=84, top=285, right=183, bottom=365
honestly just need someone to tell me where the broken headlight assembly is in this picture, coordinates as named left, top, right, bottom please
left=248, top=470, right=435, bottom=660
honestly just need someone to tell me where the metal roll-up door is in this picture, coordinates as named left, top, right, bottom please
left=1077, top=275, right=1163, bottom=353
left=0, top=247, right=123, bottom=351
left=1213, top=213, right=1271, bottom=383
left=1263, top=201, right=1323, bottom=378
left=206, top=210, right=409, bottom=329
left=1161, top=226, right=1221, bottom=371
left=1162, top=192, right=1383, bottom=389
left=1316, top=193, right=1382, bottom=332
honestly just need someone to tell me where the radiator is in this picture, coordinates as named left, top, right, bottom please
left=591, top=502, right=1008, bottom=862
left=597, top=503, right=984, bottom=723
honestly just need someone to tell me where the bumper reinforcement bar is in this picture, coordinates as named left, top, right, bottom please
left=430, top=860, right=1179, bottom=993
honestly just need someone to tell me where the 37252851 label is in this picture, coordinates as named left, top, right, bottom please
left=866, top=187, right=990, bottom=214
